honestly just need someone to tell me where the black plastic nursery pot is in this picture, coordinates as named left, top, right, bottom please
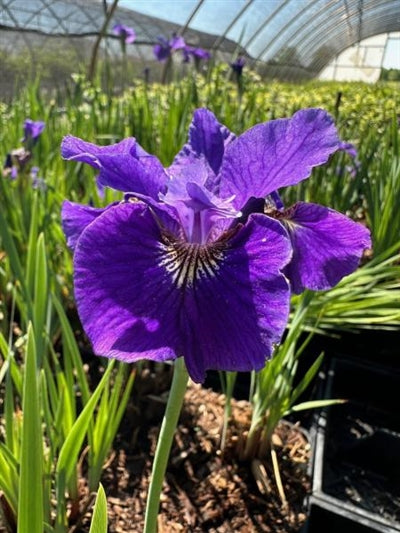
left=305, top=356, right=400, bottom=532
left=302, top=497, right=395, bottom=533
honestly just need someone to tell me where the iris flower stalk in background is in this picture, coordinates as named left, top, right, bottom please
left=22, top=119, right=45, bottom=150
left=153, top=34, right=186, bottom=62
left=112, top=23, right=136, bottom=85
left=230, top=56, right=246, bottom=98
left=230, top=56, right=246, bottom=76
left=61, top=107, right=370, bottom=531
left=153, top=34, right=186, bottom=83
left=3, top=119, right=45, bottom=180
left=182, top=46, right=211, bottom=71
left=112, top=23, right=136, bottom=45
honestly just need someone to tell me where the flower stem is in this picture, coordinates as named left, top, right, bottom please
left=143, top=357, right=189, bottom=533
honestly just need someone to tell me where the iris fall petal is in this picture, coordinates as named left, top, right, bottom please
left=281, top=202, right=371, bottom=294
left=62, top=200, right=114, bottom=251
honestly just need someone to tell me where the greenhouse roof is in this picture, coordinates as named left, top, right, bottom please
left=1, top=0, right=399, bottom=79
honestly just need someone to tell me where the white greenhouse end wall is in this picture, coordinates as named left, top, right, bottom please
left=319, top=33, right=400, bottom=83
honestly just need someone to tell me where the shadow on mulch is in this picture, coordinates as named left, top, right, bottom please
left=79, top=367, right=311, bottom=533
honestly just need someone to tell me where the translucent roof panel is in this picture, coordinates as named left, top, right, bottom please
left=1, top=0, right=399, bottom=81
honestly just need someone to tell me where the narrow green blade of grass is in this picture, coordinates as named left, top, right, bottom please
left=88, top=366, right=135, bottom=491
left=288, top=398, right=347, bottom=413
left=25, top=192, right=39, bottom=298
left=52, top=293, right=90, bottom=403
left=17, top=323, right=44, bottom=533
left=0, top=331, right=11, bottom=386
left=0, top=331, right=9, bottom=362
left=290, top=353, right=324, bottom=405
left=89, top=483, right=108, bottom=533
left=33, top=233, right=48, bottom=364
left=0, top=446, right=18, bottom=517
left=0, top=208, right=32, bottom=320
left=56, top=360, right=114, bottom=485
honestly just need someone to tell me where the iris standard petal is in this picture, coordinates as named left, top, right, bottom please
left=219, top=108, right=340, bottom=209
left=170, top=35, right=186, bottom=50
left=179, top=213, right=292, bottom=382
left=61, top=200, right=115, bottom=251
left=281, top=202, right=371, bottom=294
left=73, top=202, right=180, bottom=364
left=171, top=108, right=235, bottom=186
left=23, top=119, right=45, bottom=143
left=61, top=135, right=168, bottom=198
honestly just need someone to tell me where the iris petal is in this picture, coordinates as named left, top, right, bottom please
left=61, top=135, right=167, bottom=199
left=62, top=107, right=371, bottom=382
left=73, top=202, right=179, bottom=364
left=280, top=202, right=371, bottom=294
left=219, top=108, right=340, bottom=209
left=61, top=200, right=114, bottom=251
left=171, top=108, right=235, bottom=188
left=73, top=202, right=291, bottom=383
left=181, top=213, right=292, bottom=382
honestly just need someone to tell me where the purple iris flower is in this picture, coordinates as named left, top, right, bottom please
left=112, top=23, right=136, bottom=44
left=30, top=167, right=46, bottom=190
left=3, top=152, right=18, bottom=179
left=338, top=141, right=357, bottom=159
left=338, top=141, right=361, bottom=177
left=182, top=46, right=211, bottom=63
left=3, top=148, right=31, bottom=179
left=61, top=108, right=370, bottom=383
left=230, top=56, right=246, bottom=76
left=22, top=119, right=45, bottom=149
left=153, top=34, right=186, bottom=62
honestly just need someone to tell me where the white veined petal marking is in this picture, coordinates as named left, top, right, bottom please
left=158, top=236, right=226, bottom=289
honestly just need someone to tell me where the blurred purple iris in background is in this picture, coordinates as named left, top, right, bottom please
left=112, top=23, right=136, bottom=44
left=30, top=166, right=46, bottom=190
left=3, top=118, right=45, bottom=178
left=153, top=34, right=186, bottom=62
left=22, top=119, right=45, bottom=150
left=61, top=108, right=370, bottom=383
left=230, top=56, right=246, bottom=76
left=338, top=140, right=361, bottom=178
left=182, top=46, right=211, bottom=63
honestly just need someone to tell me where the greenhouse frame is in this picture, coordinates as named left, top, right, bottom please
left=1, top=0, right=399, bottom=92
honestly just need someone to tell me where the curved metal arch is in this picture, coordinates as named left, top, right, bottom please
left=257, top=0, right=344, bottom=65
left=251, top=0, right=322, bottom=64
left=311, top=29, right=397, bottom=74
left=278, top=0, right=353, bottom=60
left=2, top=0, right=399, bottom=81
left=250, top=0, right=399, bottom=78
left=298, top=9, right=399, bottom=73
left=260, top=12, right=398, bottom=79
left=258, top=0, right=347, bottom=75
left=288, top=1, right=360, bottom=60
left=293, top=0, right=399, bottom=65
left=211, top=0, right=255, bottom=50
left=243, top=0, right=290, bottom=50
left=179, top=0, right=206, bottom=37
left=312, top=24, right=396, bottom=74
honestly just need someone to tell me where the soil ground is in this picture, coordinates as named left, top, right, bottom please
left=88, top=374, right=311, bottom=533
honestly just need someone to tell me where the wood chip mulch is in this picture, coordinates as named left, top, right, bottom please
left=85, top=377, right=311, bottom=533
